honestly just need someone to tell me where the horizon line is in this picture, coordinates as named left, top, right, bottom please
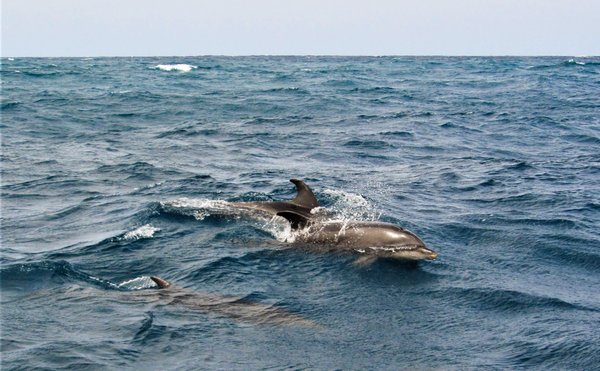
left=2, top=54, right=597, bottom=59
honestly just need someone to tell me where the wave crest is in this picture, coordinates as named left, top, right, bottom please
left=122, top=224, right=160, bottom=240
left=116, top=276, right=158, bottom=290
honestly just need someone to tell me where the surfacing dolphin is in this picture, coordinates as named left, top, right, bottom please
left=231, top=179, right=438, bottom=263
left=231, top=179, right=319, bottom=224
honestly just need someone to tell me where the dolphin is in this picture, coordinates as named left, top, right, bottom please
left=26, top=276, right=318, bottom=328
left=233, top=179, right=437, bottom=263
left=230, top=179, right=320, bottom=227
left=146, top=277, right=318, bottom=327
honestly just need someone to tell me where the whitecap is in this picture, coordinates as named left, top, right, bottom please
left=8, top=57, right=15, bottom=61
left=123, top=224, right=160, bottom=240
left=153, top=64, right=197, bottom=72
left=117, top=276, right=157, bottom=290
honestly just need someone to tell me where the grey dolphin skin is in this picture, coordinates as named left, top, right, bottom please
left=233, top=179, right=437, bottom=263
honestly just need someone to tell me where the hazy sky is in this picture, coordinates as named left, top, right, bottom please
left=2, top=0, right=599, bottom=56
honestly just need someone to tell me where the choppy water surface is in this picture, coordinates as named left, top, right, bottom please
left=1, top=56, right=600, bottom=369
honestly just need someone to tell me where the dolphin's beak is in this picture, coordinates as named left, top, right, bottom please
left=421, top=247, right=438, bottom=260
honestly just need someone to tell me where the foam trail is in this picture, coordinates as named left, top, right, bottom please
left=160, top=198, right=237, bottom=220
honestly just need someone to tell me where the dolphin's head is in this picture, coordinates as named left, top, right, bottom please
left=356, top=223, right=438, bottom=261
left=389, top=244, right=438, bottom=261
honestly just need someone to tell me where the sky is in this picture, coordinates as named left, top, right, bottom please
left=2, top=0, right=599, bottom=57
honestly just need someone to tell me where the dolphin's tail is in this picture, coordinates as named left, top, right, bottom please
left=150, top=276, right=171, bottom=289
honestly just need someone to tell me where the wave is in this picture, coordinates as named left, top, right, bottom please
left=379, top=130, right=414, bottom=138
left=1, top=101, right=21, bottom=110
left=155, top=125, right=219, bottom=139
left=0, top=260, right=114, bottom=293
left=439, top=286, right=594, bottom=312
left=152, top=64, right=197, bottom=72
left=528, top=59, right=600, bottom=70
left=0, top=260, right=164, bottom=295
left=343, top=139, right=394, bottom=149
left=259, top=87, right=309, bottom=95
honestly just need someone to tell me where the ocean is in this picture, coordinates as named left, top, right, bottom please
left=1, top=56, right=599, bottom=369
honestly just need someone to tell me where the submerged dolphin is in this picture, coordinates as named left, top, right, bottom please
left=27, top=276, right=317, bottom=327
left=147, top=277, right=318, bottom=327
left=232, top=179, right=437, bottom=263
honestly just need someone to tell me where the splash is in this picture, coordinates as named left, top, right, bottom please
left=160, top=198, right=236, bottom=220
left=322, top=189, right=381, bottom=222
left=123, top=224, right=160, bottom=240
left=153, top=64, right=197, bottom=72
left=261, top=215, right=297, bottom=243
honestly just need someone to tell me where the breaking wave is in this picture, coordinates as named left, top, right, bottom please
left=122, top=224, right=160, bottom=240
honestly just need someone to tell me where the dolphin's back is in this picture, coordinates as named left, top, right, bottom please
left=303, top=222, right=424, bottom=249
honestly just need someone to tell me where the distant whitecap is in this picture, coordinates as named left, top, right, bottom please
left=153, top=64, right=197, bottom=72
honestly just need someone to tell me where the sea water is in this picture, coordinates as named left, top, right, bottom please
left=1, top=56, right=599, bottom=369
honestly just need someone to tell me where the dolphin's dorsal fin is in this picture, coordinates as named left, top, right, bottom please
left=290, top=179, right=319, bottom=209
left=150, top=276, right=171, bottom=289
left=277, top=211, right=310, bottom=230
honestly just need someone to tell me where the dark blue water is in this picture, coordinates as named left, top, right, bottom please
left=1, top=56, right=600, bottom=369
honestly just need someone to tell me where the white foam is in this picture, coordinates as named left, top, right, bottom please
left=117, top=276, right=157, bottom=290
left=568, top=59, right=586, bottom=65
left=123, top=224, right=160, bottom=240
left=8, top=58, right=15, bottom=61
left=154, top=64, right=197, bottom=72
